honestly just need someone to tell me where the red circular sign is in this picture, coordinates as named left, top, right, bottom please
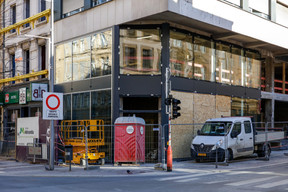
left=46, top=94, right=60, bottom=110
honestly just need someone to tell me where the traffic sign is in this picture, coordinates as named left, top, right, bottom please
left=43, top=92, right=63, bottom=120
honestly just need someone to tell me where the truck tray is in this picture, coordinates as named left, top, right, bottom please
left=255, top=131, right=285, bottom=144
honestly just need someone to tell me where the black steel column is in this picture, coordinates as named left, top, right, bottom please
left=161, top=23, right=170, bottom=157
left=111, top=25, right=120, bottom=163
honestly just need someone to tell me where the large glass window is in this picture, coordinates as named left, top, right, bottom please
left=120, top=29, right=161, bottom=75
left=55, top=42, right=72, bottom=83
left=216, top=43, right=231, bottom=84
left=91, top=30, right=112, bottom=77
left=91, top=90, right=111, bottom=124
left=194, top=37, right=214, bottom=81
left=170, top=31, right=193, bottom=78
left=55, top=29, right=112, bottom=84
left=245, top=51, right=261, bottom=88
left=231, top=97, right=260, bottom=120
left=72, top=92, right=90, bottom=120
left=231, top=47, right=243, bottom=86
left=72, top=37, right=91, bottom=81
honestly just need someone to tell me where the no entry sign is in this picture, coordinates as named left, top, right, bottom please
left=43, top=92, right=63, bottom=120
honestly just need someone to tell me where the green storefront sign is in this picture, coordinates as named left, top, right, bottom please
left=5, top=91, right=19, bottom=104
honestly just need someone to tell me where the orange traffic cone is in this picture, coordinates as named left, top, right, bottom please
left=167, top=145, right=172, bottom=172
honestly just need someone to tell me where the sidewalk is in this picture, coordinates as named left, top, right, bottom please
left=0, top=150, right=287, bottom=177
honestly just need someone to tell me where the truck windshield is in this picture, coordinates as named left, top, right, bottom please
left=199, top=121, right=232, bottom=136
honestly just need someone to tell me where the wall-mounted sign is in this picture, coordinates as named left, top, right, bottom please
left=19, top=88, right=26, bottom=104
left=31, top=83, right=48, bottom=101
left=17, top=117, right=39, bottom=146
left=5, top=91, right=19, bottom=104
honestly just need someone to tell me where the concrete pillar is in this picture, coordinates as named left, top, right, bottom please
left=264, top=56, right=275, bottom=127
left=265, top=57, right=274, bottom=93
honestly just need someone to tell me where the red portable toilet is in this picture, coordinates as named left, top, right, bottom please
left=114, top=115, right=145, bottom=164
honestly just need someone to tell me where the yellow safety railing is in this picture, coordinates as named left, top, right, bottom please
left=0, top=9, right=51, bottom=35
left=0, top=69, right=48, bottom=84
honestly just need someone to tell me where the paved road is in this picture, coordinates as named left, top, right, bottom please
left=0, top=150, right=288, bottom=192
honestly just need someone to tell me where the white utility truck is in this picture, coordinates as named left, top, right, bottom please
left=191, top=117, right=285, bottom=162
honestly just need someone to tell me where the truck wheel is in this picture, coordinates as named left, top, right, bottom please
left=228, top=149, right=233, bottom=161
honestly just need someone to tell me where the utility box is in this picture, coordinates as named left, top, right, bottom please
left=65, top=145, right=73, bottom=161
left=114, top=116, right=145, bottom=164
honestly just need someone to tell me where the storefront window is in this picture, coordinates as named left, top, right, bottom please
left=120, top=29, right=161, bottom=75
left=194, top=37, right=214, bottom=81
left=216, top=43, right=231, bottom=84
left=231, top=47, right=243, bottom=86
left=245, top=51, right=261, bottom=88
left=91, top=30, right=112, bottom=77
left=231, top=97, right=260, bottom=120
left=72, top=92, right=90, bottom=120
left=55, top=42, right=72, bottom=83
left=64, top=94, right=71, bottom=120
left=91, top=90, right=111, bottom=124
left=72, top=37, right=91, bottom=80
left=170, top=31, right=193, bottom=78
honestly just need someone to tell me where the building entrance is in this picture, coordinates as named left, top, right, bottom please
left=122, top=97, right=160, bottom=163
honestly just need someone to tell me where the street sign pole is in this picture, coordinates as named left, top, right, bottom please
left=49, top=0, right=55, bottom=171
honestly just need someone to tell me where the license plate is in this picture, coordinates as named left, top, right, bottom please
left=197, top=153, right=206, bottom=157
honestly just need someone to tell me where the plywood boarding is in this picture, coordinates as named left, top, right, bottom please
left=215, top=95, right=231, bottom=118
left=171, top=91, right=194, bottom=159
left=193, top=93, right=216, bottom=124
left=170, top=92, right=232, bottom=159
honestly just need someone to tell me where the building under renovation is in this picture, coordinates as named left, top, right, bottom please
left=52, top=0, right=288, bottom=161
left=1, top=0, right=288, bottom=163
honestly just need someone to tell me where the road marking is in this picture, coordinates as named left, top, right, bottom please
left=226, top=176, right=278, bottom=186
left=204, top=180, right=230, bottom=184
left=255, top=179, right=288, bottom=188
left=175, top=178, right=198, bottom=183
left=157, top=172, right=215, bottom=181
left=227, top=171, right=253, bottom=175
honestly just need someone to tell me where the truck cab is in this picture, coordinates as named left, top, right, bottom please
left=191, top=117, right=255, bottom=162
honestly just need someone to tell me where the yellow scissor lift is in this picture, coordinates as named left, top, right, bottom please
left=60, top=120, right=105, bottom=165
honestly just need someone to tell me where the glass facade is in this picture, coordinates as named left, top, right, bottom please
left=63, top=90, right=111, bottom=123
left=72, top=92, right=90, bottom=120
left=231, top=97, right=260, bottom=120
left=216, top=43, right=231, bottom=84
left=170, top=31, right=193, bottom=78
left=168, top=29, right=261, bottom=88
left=72, top=37, right=91, bottom=80
left=120, top=29, right=161, bottom=75
left=194, top=37, right=214, bottom=81
left=55, top=29, right=112, bottom=84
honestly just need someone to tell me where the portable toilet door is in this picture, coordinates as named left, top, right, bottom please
left=114, top=115, right=145, bottom=163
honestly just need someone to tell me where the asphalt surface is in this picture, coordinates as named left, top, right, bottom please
left=1, top=150, right=288, bottom=192
left=0, top=150, right=287, bottom=177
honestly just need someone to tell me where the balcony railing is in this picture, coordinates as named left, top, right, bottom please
left=0, top=70, right=48, bottom=84
left=0, top=9, right=51, bottom=35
